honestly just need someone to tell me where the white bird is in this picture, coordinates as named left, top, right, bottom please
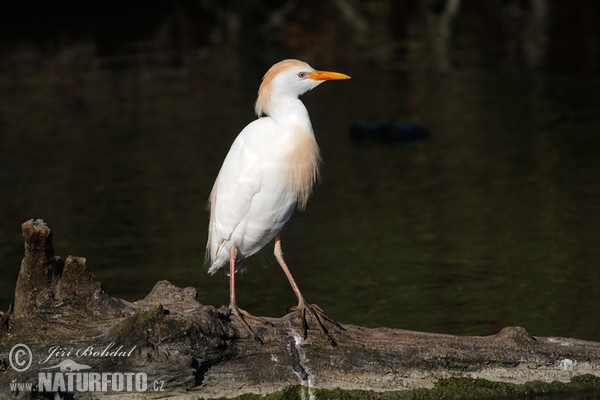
left=206, top=59, right=350, bottom=344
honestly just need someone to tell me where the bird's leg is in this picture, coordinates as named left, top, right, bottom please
left=228, top=244, right=272, bottom=343
left=274, top=234, right=344, bottom=346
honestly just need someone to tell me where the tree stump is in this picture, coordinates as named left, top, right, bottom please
left=1, top=219, right=600, bottom=399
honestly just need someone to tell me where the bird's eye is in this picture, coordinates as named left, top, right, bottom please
left=298, top=72, right=307, bottom=79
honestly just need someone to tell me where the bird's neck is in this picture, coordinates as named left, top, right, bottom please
left=264, top=96, right=320, bottom=210
left=264, top=97, right=312, bottom=131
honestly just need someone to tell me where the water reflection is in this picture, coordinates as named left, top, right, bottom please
left=1, top=1, right=599, bottom=343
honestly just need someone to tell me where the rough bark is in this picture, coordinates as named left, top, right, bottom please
left=1, top=219, right=600, bottom=399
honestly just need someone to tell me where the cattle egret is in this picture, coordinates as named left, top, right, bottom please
left=207, top=59, right=350, bottom=344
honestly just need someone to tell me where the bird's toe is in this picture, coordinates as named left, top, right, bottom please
left=229, top=305, right=273, bottom=343
left=290, top=303, right=344, bottom=346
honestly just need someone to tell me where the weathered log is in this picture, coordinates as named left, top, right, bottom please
left=1, top=219, right=600, bottom=399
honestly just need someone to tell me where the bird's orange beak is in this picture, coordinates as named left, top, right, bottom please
left=309, top=70, right=351, bottom=81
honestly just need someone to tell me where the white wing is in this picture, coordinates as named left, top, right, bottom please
left=207, top=117, right=297, bottom=274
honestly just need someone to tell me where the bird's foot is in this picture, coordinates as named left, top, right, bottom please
left=229, top=305, right=273, bottom=344
left=290, top=302, right=345, bottom=347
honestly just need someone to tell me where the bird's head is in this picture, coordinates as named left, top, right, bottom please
left=255, top=59, right=351, bottom=117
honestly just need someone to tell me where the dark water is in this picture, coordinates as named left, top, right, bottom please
left=1, top=0, right=599, bottom=358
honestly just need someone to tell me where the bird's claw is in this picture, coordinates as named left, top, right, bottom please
left=229, top=305, right=273, bottom=344
left=290, top=303, right=345, bottom=347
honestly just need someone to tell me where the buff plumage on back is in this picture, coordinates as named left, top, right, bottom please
left=255, top=59, right=307, bottom=117
left=287, top=130, right=320, bottom=210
